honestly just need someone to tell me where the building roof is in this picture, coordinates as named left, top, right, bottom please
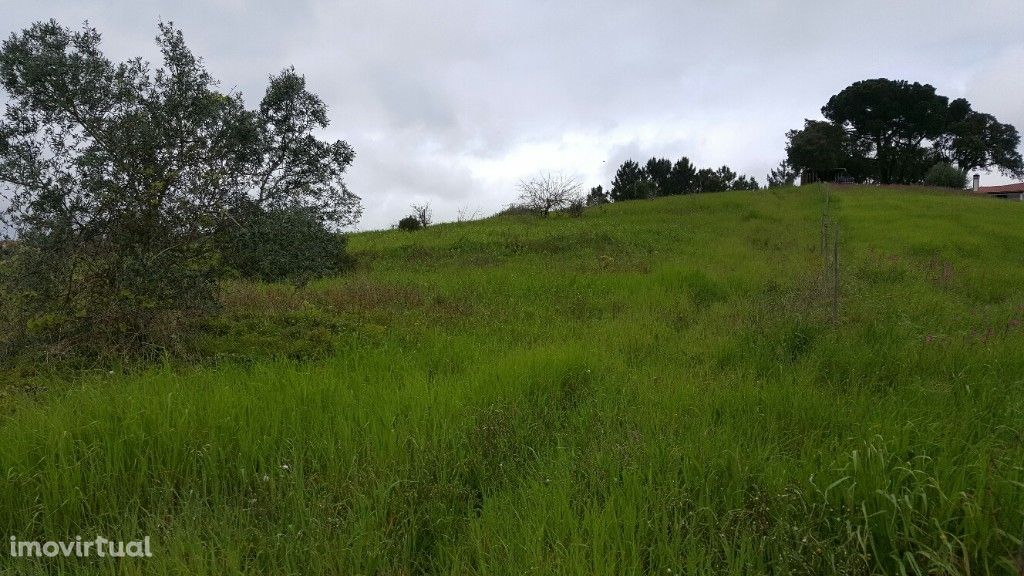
left=976, top=183, right=1024, bottom=194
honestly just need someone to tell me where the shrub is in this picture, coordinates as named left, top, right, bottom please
left=216, top=204, right=354, bottom=284
left=493, top=204, right=536, bottom=217
left=0, top=234, right=220, bottom=362
left=398, top=216, right=423, bottom=231
left=923, top=162, right=967, bottom=189
left=565, top=198, right=586, bottom=218
left=0, top=248, right=20, bottom=360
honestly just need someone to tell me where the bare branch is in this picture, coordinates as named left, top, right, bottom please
left=516, top=172, right=582, bottom=216
left=410, top=203, right=432, bottom=228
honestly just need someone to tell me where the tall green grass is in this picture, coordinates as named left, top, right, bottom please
left=1, top=185, right=1023, bottom=574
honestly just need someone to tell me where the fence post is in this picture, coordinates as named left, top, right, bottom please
left=832, top=224, right=840, bottom=324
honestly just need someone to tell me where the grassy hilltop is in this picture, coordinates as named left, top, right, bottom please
left=2, top=185, right=1024, bottom=574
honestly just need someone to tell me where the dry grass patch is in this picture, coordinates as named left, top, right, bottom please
left=221, top=278, right=426, bottom=316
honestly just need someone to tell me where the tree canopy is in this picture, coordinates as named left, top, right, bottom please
left=0, top=20, right=360, bottom=358
left=786, top=78, right=1023, bottom=184
left=607, top=156, right=757, bottom=200
left=766, top=160, right=798, bottom=188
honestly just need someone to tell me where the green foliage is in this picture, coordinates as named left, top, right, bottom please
left=644, top=157, right=672, bottom=194
left=786, top=120, right=870, bottom=183
left=398, top=215, right=423, bottom=231
left=252, top=68, right=361, bottom=226
left=695, top=165, right=745, bottom=192
left=787, top=78, right=1023, bottom=184
left=632, top=179, right=657, bottom=199
left=665, top=157, right=697, bottom=195
left=609, top=159, right=650, bottom=201
left=823, top=79, right=949, bottom=184
left=216, top=204, right=354, bottom=283
left=0, top=21, right=236, bottom=359
left=766, top=159, right=798, bottom=187
left=586, top=185, right=609, bottom=206
left=0, top=21, right=360, bottom=360
left=609, top=157, right=756, bottom=199
left=564, top=197, right=586, bottom=218
left=731, top=175, right=760, bottom=190
left=493, top=203, right=537, bottom=217
left=0, top=229, right=220, bottom=362
left=942, top=109, right=1024, bottom=178
left=923, top=162, right=967, bottom=189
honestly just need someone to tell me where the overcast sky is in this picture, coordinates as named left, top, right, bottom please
left=2, top=0, right=1023, bottom=229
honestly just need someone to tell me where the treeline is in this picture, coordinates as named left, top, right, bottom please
left=588, top=157, right=760, bottom=205
left=784, top=78, right=1023, bottom=185
left=403, top=158, right=766, bottom=229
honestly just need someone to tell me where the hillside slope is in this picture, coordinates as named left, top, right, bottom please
left=2, top=186, right=1024, bottom=574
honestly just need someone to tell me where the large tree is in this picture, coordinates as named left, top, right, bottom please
left=609, top=159, right=652, bottom=201
left=644, top=157, right=672, bottom=196
left=0, top=20, right=360, bottom=357
left=731, top=175, right=760, bottom=190
left=665, top=157, right=697, bottom=195
left=822, top=79, right=949, bottom=184
left=790, top=78, right=1022, bottom=184
left=694, top=166, right=735, bottom=193
left=785, top=120, right=869, bottom=182
left=250, top=68, right=360, bottom=226
left=939, top=109, right=1023, bottom=177
left=586, top=185, right=609, bottom=206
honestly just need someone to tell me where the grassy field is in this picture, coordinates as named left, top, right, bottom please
left=1, top=185, right=1024, bottom=574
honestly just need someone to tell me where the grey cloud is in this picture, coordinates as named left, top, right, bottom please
left=1, top=0, right=1022, bottom=228
left=964, top=47, right=1024, bottom=137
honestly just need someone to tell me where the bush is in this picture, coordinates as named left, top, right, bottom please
left=565, top=198, right=586, bottom=218
left=493, top=204, right=537, bottom=217
left=0, top=233, right=220, bottom=362
left=923, top=162, right=967, bottom=189
left=0, top=248, right=20, bottom=360
left=216, top=204, right=354, bottom=284
left=398, top=216, right=423, bottom=231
